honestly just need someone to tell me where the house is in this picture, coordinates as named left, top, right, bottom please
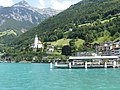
left=111, top=41, right=120, bottom=57
left=112, top=47, right=120, bottom=56
left=96, top=41, right=120, bottom=56
left=47, top=45, right=54, bottom=52
left=96, top=42, right=113, bottom=56
left=1, top=54, right=12, bottom=62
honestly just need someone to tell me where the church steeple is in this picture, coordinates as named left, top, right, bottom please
left=34, top=34, right=39, bottom=48
left=33, top=34, right=43, bottom=49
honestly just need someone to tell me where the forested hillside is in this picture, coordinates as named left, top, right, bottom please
left=12, top=0, right=120, bottom=47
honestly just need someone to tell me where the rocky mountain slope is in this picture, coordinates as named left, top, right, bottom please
left=0, top=0, right=60, bottom=44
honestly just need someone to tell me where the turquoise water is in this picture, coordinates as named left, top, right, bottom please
left=0, top=63, right=120, bottom=90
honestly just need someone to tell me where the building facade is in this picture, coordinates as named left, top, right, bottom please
left=96, top=41, right=120, bottom=56
left=96, top=42, right=113, bottom=56
left=111, top=41, right=120, bottom=57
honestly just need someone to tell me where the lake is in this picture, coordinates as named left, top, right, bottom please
left=0, top=63, right=120, bottom=90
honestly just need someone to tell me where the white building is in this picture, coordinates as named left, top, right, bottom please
left=96, top=41, right=120, bottom=56
left=47, top=45, right=54, bottom=52
left=32, top=35, right=43, bottom=49
left=112, top=47, right=120, bottom=57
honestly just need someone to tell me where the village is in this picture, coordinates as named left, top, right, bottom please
left=0, top=34, right=120, bottom=66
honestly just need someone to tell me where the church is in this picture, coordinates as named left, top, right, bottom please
left=32, top=35, right=43, bottom=49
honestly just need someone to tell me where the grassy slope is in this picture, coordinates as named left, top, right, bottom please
left=92, top=36, right=112, bottom=44
left=114, top=37, right=120, bottom=42
left=48, top=38, right=85, bottom=48
left=48, top=38, right=71, bottom=47
left=75, top=39, right=85, bottom=48
left=0, top=30, right=17, bottom=37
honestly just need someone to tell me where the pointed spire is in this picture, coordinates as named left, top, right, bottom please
left=35, top=34, right=37, bottom=38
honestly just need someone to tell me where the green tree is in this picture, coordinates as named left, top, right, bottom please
left=62, top=45, right=71, bottom=56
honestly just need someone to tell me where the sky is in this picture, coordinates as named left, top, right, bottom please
left=0, top=0, right=82, bottom=10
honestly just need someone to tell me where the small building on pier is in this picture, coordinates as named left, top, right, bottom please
left=52, top=56, right=119, bottom=69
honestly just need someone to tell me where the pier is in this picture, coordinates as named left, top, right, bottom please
left=50, top=56, right=120, bottom=69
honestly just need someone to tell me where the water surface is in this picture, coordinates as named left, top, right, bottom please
left=0, top=63, right=120, bottom=90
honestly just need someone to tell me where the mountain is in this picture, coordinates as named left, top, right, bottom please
left=12, top=1, right=61, bottom=16
left=12, top=0, right=120, bottom=47
left=0, top=0, right=61, bottom=44
left=37, top=8, right=62, bottom=16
